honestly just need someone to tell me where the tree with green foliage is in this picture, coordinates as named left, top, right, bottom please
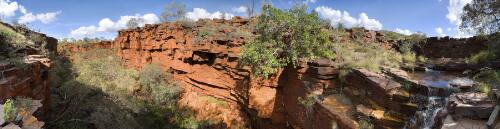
left=240, top=5, right=335, bottom=78
left=461, top=0, right=500, bottom=34
left=461, top=0, right=500, bottom=63
left=160, top=1, right=187, bottom=22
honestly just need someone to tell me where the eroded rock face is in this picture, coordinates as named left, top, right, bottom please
left=417, top=37, right=488, bottom=59
left=0, top=55, right=52, bottom=114
left=109, top=18, right=283, bottom=128
left=57, top=19, right=426, bottom=129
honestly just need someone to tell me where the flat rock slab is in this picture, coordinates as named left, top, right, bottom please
left=450, top=92, right=495, bottom=119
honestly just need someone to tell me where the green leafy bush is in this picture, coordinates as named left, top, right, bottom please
left=47, top=50, right=211, bottom=129
left=2, top=99, right=17, bottom=122
left=466, top=33, right=500, bottom=64
left=473, top=68, right=500, bottom=94
left=139, top=64, right=182, bottom=105
left=333, top=42, right=402, bottom=73
left=466, top=50, right=496, bottom=64
left=240, top=5, right=335, bottom=78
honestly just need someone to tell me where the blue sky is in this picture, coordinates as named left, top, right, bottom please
left=0, top=0, right=473, bottom=39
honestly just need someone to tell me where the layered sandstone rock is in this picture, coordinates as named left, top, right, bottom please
left=0, top=55, right=51, bottom=114
left=417, top=36, right=488, bottom=59
left=0, top=22, right=56, bottom=118
left=58, top=18, right=424, bottom=129
left=110, top=17, right=279, bottom=128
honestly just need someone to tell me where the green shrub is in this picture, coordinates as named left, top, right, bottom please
left=402, top=52, right=417, bottom=64
left=2, top=99, right=17, bottom=122
left=229, top=29, right=253, bottom=39
left=240, top=5, right=335, bottom=78
left=6, top=57, right=30, bottom=70
left=0, top=24, right=30, bottom=48
left=473, top=69, right=500, bottom=94
left=333, top=42, right=402, bottom=73
left=48, top=50, right=201, bottom=129
left=49, top=55, right=74, bottom=87
left=74, top=49, right=138, bottom=94
left=201, top=96, right=228, bottom=107
left=466, top=50, right=496, bottom=64
left=466, top=33, right=500, bottom=64
left=29, top=33, right=45, bottom=44
left=58, top=37, right=110, bottom=47
left=477, top=82, right=491, bottom=94
left=139, top=64, right=183, bottom=105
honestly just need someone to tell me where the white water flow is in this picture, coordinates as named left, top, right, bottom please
left=405, top=68, right=466, bottom=129
left=406, top=94, right=448, bottom=129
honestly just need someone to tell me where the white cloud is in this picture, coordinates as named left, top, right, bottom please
left=0, top=0, right=60, bottom=24
left=446, top=0, right=472, bottom=26
left=395, top=28, right=413, bottom=35
left=446, top=0, right=473, bottom=38
left=19, top=11, right=61, bottom=24
left=315, top=6, right=383, bottom=30
left=0, top=0, right=19, bottom=17
left=186, top=8, right=234, bottom=21
left=69, top=26, right=98, bottom=38
left=435, top=27, right=446, bottom=37
left=232, top=6, right=248, bottom=14
left=69, top=13, right=159, bottom=39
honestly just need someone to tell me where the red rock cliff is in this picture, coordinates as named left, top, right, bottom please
left=60, top=18, right=413, bottom=129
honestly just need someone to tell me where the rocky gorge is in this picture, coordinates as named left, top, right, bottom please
left=0, top=13, right=498, bottom=129
left=52, top=17, right=500, bottom=129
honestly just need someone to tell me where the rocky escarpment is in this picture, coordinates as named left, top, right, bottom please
left=58, top=18, right=500, bottom=129
left=58, top=41, right=112, bottom=60
left=413, top=36, right=498, bottom=71
left=0, top=23, right=56, bottom=110
left=0, top=55, right=52, bottom=114
left=416, top=36, right=488, bottom=59
left=111, top=18, right=272, bottom=128
left=58, top=17, right=409, bottom=129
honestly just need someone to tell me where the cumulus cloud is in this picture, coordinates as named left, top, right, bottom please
left=69, top=13, right=159, bottom=39
left=315, top=6, right=383, bottom=30
left=0, top=0, right=19, bottom=17
left=0, top=0, right=61, bottom=24
left=232, top=6, right=248, bottom=14
left=395, top=28, right=413, bottom=35
left=435, top=27, right=446, bottom=37
left=446, top=0, right=472, bottom=25
left=446, top=0, right=473, bottom=38
left=19, top=11, right=61, bottom=24
left=186, top=8, right=234, bottom=21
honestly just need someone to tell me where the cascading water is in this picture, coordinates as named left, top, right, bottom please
left=404, top=68, right=464, bottom=129
left=406, top=92, right=449, bottom=129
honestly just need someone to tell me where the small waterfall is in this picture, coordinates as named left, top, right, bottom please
left=421, top=96, right=448, bottom=129
left=406, top=94, right=449, bottom=129
left=405, top=68, right=456, bottom=129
